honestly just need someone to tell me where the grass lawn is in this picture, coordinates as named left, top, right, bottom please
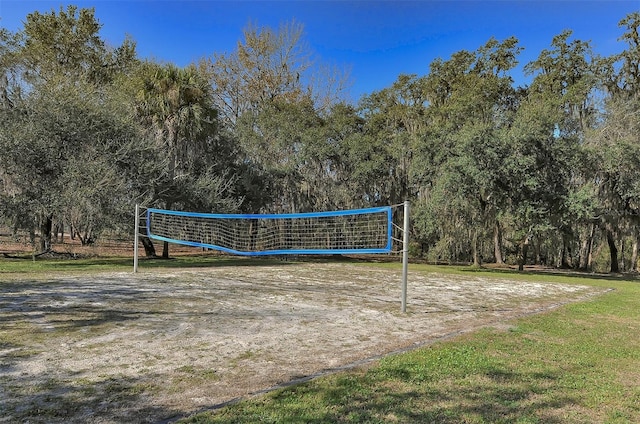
left=0, top=253, right=283, bottom=276
left=178, top=264, right=640, bottom=424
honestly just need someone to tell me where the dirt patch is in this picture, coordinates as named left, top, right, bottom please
left=0, top=263, right=606, bottom=423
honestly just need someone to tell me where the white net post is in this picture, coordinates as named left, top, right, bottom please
left=401, top=200, right=410, bottom=313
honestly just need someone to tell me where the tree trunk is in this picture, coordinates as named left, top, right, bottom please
left=631, top=235, right=639, bottom=273
left=606, top=229, right=619, bottom=273
left=53, top=222, right=60, bottom=243
left=535, top=241, right=542, bottom=265
left=472, top=228, right=481, bottom=267
left=160, top=123, right=179, bottom=260
left=493, top=221, right=504, bottom=264
left=249, top=220, right=258, bottom=251
left=162, top=199, right=173, bottom=259
left=141, top=237, right=157, bottom=258
left=560, top=234, right=573, bottom=268
left=39, top=214, right=53, bottom=252
left=586, top=224, right=596, bottom=271
left=620, top=238, right=625, bottom=272
left=137, top=210, right=157, bottom=257
left=579, top=223, right=596, bottom=270
left=518, top=234, right=530, bottom=272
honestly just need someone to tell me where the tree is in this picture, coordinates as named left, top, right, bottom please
left=518, top=30, right=598, bottom=270
left=585, top=12, right=640, bottom=272
left=411, top=37, right=521, bottom=265
left=358, top=74, right=429, bottom=207
left=132, top=61, right=236, bottom=257
left=0, top=76, right=156, bottom=250
left=208, top=20, right=350, bottom=214
left=207, top=20, right=310, bottom=127
left=19, top=5, right=137, bottom=85
left=235, top=94, right=323, bottom=213
left=206, top=20, right=349, bottom=128
left=599, top=12, right=640, bottom=98
left=0, top=6, right=145, bottom=251
left=503, top=93, right=577, bottom=270
left=312, top=102, right=372, bottom=209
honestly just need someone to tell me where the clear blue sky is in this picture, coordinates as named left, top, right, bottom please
left=2, top=1, right=639, bottom=101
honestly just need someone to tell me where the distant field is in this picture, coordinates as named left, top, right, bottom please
left=0, top=258, right=611, bottom=423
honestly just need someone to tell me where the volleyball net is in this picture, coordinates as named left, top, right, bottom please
left=145, top=206, right=393, bottom=256
left=133, top=202, right=411, bottom=311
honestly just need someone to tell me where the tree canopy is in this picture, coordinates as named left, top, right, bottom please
left=1, top=6, right=639, bottom=272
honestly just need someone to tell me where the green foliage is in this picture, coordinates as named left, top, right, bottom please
left=0, top=6, right=158, bottom=249
left=2, top=5, right=640, bottom=271
left=20, top=5, right=137, bottom=85
left=0, top=76, right=155, bottom=245
left=409, top=37, right=522, bottom=264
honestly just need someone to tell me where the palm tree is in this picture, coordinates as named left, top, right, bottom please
left=135, top=62, right=217, bottom=258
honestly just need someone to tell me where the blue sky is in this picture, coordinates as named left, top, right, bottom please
left=2, top=1, right=639, bottom=101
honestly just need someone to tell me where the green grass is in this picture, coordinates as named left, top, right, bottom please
left=180, top=266, right=640, bottom=424
left=0, top=253, right=292, bottom=277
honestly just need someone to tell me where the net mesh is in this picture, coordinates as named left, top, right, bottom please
left=146, top=207, right=392, bottom=256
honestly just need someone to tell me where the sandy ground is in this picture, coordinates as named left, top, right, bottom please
left=0, top=262, right=606, bottom=423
